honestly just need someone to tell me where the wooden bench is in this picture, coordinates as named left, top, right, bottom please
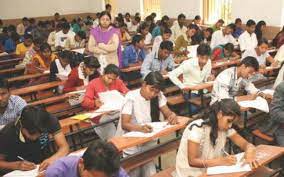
left=0, top=57, right=22, bottom=65
left=0, top=67, right=24, bottom=76
left=7, top=72, right=50, bottom=87
left=10, top=81, right=63, bottom=100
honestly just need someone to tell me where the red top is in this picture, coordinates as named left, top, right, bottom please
left=63, top=67, right=83, bottom=93
left=211, top=48, right=223, bottom=61
left=81, top=77, right=129, bottom=110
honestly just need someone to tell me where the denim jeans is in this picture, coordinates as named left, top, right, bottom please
left=183, top=92, right=200, bottom=114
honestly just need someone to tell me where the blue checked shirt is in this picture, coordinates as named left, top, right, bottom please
left=0, top=95, right=27, bottom=126
left=140, top=51, right=175, bottom=78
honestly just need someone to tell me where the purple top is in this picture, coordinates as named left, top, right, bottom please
left=90, top=26, right=122, bottom=67
left=45, top=156, right=129, bottom=177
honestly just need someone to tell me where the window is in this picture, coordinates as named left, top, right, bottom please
left=203, top=0, right=232, bottom=25
left=142, top=0, right=161, bottom=20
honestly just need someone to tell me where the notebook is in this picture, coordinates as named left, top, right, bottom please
left=238, top=96, right=269, bottom=113
left=4, top=165, right=42, bottom=177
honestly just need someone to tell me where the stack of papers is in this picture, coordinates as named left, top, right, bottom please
left=238, top=96, right=269, bottom=113
left=94, top=90, right=125, bottom=113
left=207, top=153, right=251, bottom=175
left=123, top=122, right=173, bottom=138
left=4, top=165, right=41, bottom=177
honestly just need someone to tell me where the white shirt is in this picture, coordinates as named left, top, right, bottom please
left=116, top=88, right=167, bottom=154
left=128, top=23, right=139, bottom=33
left=176, top=119, right=236, bottom=177
left=170, top=21, right=187, bottom=41
left=55, top=30, right=75, bottom=48
left=169, top=57, right=212, bottom=90
left=211, top=67, right=259, bottom=104
left=274, top=44, right=284, bottom=63
left=55, top=59, right=72, bottom=80
left=210, top=30, right=237, bottom=49
left=238, top=31, right=258, bottom=52
left=144, top=32, right=153, bottom=45
left=152, top=36, right=163, bottom=53
left=242, top=48, right=270, bottom=66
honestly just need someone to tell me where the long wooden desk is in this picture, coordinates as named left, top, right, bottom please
left=200, top=145, right=284, bottom=177
left=10, top=81, right=63, bottom=99
left=7, top=72, right=50, bottom=85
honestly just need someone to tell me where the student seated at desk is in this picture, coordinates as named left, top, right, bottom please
left=116, top=71, right=178, bottom=177
left=210, top=56, right=270, bottom=104
left=151, top=15, right=170, bottom=39
left=0, top=106, right=69, bottom=175
left=16, top=17, right=29, bottom=36
left=232, top=18, right=244, bottom=38
left=47, top=23, right=62, bottom=52
left=169, top=44, right=213, bottom=114
left=255, top=21, right=266, bottom=41
left=45, top=140, right=129, bottom=177
left=175, top=99, right=264, bottom=177
left=170, top=14, right=187, bottom=41
left=49, top=50, right=73, bottom=81
left=82, top=64, right=128, bottom=140
left=141, top=41, right=175, bottom=78
left=16, top=38, right=42, bottom=68
left=0, top=79, right=27, bottom=130
left=272, top=26, right=284, bottom=48
left=4, top=25, right=19, bottom=53
left=152, top=28, right=172, bottom=53
left=211, top=43, right=239, bottom=61
left=122, top=34, right=146, bottom=68
left=26, top=43, right=57, bottom=74
left=128, top=16, right=140, bottom=33
left=15, top=34, right=33, bottom=57
left=238, top=19, right=257, bottom=52
left=63, top=56, right=101, bottom=93
left=137, top=22, right=152, bottom=45
left=64, top=30, right=86, bottom=50
left=211, top=19, right=224, bottom=32
left=55, top=22, right=75, bottom=51
left=174, top=24, right=199, bottom=56
left=120, top=24, right=131, bottom=43
left=242, top=38, right=277, bottom=69
left=210, top=23, right=237, bottom=49
left=82, top=64, right=129, bottom=110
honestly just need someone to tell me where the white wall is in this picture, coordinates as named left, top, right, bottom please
left=115, top=0, right=140, bottom=15
left=160, top=0, right=201, bottom=19
left=0, top=0, right=96, bottom=19
left=89, top=0, right=105, bottom=13
left=231, top=0, right=283, bottom=26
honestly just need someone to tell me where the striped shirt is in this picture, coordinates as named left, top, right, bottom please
left=0, top=95, right=27, bottom=126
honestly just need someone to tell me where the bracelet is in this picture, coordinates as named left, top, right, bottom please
left=202, top=159, right=207, bottom=169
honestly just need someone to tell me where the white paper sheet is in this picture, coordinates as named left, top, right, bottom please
left=94, top=90, right=125, bottom=113
left=4, top=165, right=41, bottom=177
left=207, top=153, right=251, bottom=175
left=187, top=45, right=199, bottom=58
left=123, top=122, right=173, bottom=138
left=238, top=96, right=269, bottom=113
left=262, top=89, right=275, bottom=96
left=56, top=72, right=69, bottom=81
left=72, top=48, right=85, bottom=54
